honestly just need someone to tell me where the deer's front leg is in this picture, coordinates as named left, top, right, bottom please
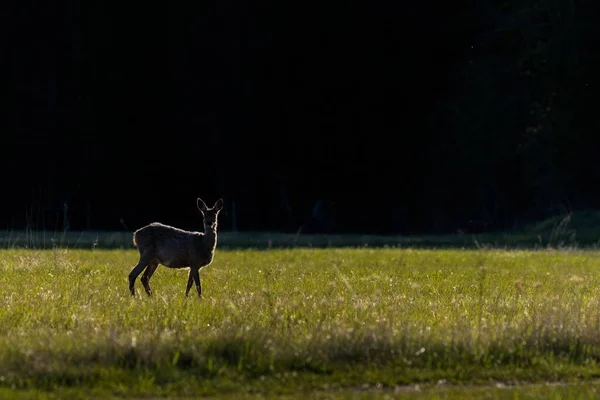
left=129, top=252, right=152, bottom=298
left=185, top=269, right=194, bottom=297
left=192, top=268, right=202, bottom=298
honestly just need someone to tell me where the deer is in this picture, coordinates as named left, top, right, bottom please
left=128, top=198, right=223, bottom=298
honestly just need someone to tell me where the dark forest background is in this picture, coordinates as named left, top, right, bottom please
left=2, top=1, right=600, bottom=235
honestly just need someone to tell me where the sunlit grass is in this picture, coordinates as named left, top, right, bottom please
left=2, top=247, right=600, bottom=397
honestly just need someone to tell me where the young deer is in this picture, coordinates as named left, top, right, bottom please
left=128, top=198, right=223, bottom=298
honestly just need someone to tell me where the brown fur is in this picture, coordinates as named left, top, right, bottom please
left=128, top=198, right=223, bottom=298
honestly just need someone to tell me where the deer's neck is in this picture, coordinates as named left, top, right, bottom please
left=204, top=228, right=218, bottom=251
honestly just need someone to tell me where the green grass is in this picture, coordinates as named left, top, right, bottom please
left=3, top=247, right=600, bottom=398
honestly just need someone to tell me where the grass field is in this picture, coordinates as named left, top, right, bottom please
left=4, top=244, right=600, bottom=398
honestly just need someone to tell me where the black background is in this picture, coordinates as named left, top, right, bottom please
left=2, top=1, right=599, bottom=234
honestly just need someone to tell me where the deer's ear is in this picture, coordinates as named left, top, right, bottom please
left=214, top=198, right=224, bottom=211
left=197, top=198, right=208, bottom=212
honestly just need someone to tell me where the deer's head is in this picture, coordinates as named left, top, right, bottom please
left=197, top=198, right=223, bottom=231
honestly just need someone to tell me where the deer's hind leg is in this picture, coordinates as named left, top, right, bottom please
left=140, top=260, right=159, bottom=296
left=129, top=251, right=153, bottom=297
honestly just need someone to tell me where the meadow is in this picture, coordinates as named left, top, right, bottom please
left=3, top=233, right=600, bottom=398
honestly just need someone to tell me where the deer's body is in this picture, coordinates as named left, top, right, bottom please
left=133, top=222, right=217, bottom=269
left=128, top=198, right=223, bottom=298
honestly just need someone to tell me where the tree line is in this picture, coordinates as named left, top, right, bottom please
left=3, top=1, right=599, bottom=234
